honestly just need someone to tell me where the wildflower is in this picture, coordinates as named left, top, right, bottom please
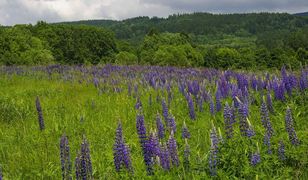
left=35, top=96, right=45, bottom=130
left=187, top=93, right=196, bottom=120
left=223, top=102, right=234, bottom=139
left=160, top=143, right=170, bottom=170
left=278, top=140, right=286, bottom=160
left=209, top=124, right=219, bottom=176
left=156, top=114, right=165, bottom=139
left=263, top=133, right=272, bottom=154
left=75, top=136, right=92, bottom=180
left=182, top=122, right=191, bottom=139
left=113, top=121, right=133, bottom=173
left=167, top=131, right=179, bottom=167
left=167, top=114, right=177, bottom=134
left=251, top=143, right=261, bottom=166
left=60, top=134, right=72, bottom=180
left=135, top=97, right=142, bottom=110
left=209, top=95, right=215, bottom=115
left=285, top=107, right=300, bottom=146
left=260, top=99, right=274, bottom=137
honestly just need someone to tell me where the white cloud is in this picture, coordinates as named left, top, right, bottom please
left=0, top=0, right=307, bottom=26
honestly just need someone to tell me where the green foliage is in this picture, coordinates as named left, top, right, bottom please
left=0, top=26, right=54, bottom=65
left=0, top=22, right=117, bottom=65
left=115, top=51, right=138, bottom=65
left=1, top=12, right=308, bottom=68
left=140, top=33, right=202, bottom=66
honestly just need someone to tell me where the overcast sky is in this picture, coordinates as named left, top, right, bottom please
left=1, top=0, right=308, bottom=26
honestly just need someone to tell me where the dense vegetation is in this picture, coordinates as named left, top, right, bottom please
left=0, top=65, right=307, bottom=179
left=1, top=12, right=308, bottom=68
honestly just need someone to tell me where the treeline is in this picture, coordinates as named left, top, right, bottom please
left=0, top=13, right=308, bottom=69
left=0, top=22, right=116, bottom=65
left=62, top=12, right=308, bottom=41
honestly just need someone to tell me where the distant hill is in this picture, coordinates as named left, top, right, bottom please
left=293, top=12, right=308, bottom=16
left=59, top=12, right=308, bottom=41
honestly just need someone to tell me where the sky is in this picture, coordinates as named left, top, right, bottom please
left=0, top=0, right=308, bottom=26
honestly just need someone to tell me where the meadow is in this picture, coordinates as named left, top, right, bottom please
left=0, top=65, right=307, bottom=179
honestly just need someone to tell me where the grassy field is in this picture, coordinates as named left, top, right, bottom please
left=0, top=66, right=307, bottom=179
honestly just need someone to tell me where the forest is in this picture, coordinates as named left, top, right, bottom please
left=0, top=12, right=308, bottom=69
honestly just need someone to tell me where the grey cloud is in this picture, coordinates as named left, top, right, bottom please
left=0, top=0, right=308, bottom=26
left=0, top=0, right=62, bottom=25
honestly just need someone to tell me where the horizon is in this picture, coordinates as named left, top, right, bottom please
left=1, top=11, right=307, bottom=27
left=0, top=0, right=308, bottom=26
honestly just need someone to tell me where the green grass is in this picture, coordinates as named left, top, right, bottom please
left=0, top=71, right=307, bottom=179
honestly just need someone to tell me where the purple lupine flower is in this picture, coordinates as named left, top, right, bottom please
left=263, top=133, right=272, bottom=154
left=230, top=103, right=236, bottom=124
left=250, top=142, right=261, bottom=166
left=35, top=96, right=45, bottom=130
left=148, top=131, right=160, bottom=160
left=198, top=95, right=204, bottom=112
left=215, top=89, right=222, bottom=112
left=183, top=139, right=190, bottom=170
left=278, top=140, right=286, bottom=161
left=285, top=107, right=300, bottom=146
left=135, top=97, right=142, bottom=110
left=136, top=114, right=147, bottom=145
left=223, top=102, right=234, bottom=139
left=167, top=131, right=179, bottom=167
left=75, top=136, right=92, bottom=180
left=113, top=121, right=133, bottom=173
left=127, top=83, right=132, bottom=96
left=266, top=91, right=274, bottom=113
left=209, top=125, right=219, bottom=176
left=209, top=95, right=215, bottom=115
left=260, top=99, right=274, bottom=137
left=187, top=93, right=196, bottom=120
left=60, top=134, right=72, bottom=180
left=75, top=152, right=81, bottom=180
left=160, top=143, right=170, bottom=170
left=167, top=114, right=177, bottom=133
left=182, top=122, right=191, bottom=139
left=161, top=99, right=169, bottom=125
left=136, top=113, right=154, bottom=174
left=281, top=66, right=292, bottom=96
left=156, top=114, right=165, bottom=139
left=238, top=98, right=249, bottom=137
left=246, top=118, right=256, bottom=138
left=250, top=152, right=261, bottom=166
left=232, top=85, right=240, bottom=108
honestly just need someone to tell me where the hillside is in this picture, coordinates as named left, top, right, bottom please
left=1, top=12, right=308, bottom=68
left=294, top=12, right=308, bottom=16
left=60, top=12, right=308, bottom=40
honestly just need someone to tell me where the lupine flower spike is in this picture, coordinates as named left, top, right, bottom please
left=278, top=140, right=286, bottom=161
left=156, top=114, right=165, bottom=139
left=167, top=131, right=179, bottom=167
left=35, top=96, right=45, bottom=130
left=113, top=121, right=133, bottom=173
left=75, top=136, right=92, bottom=180
left=60, top=134, right=72, bottom=180
left=285, top=107, right=300, bottom=146
left=251, top=142, right=261, bottom=166
left=182, top=121, right=191, bottom=139
left=209, top=123, right=219, bottom=176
